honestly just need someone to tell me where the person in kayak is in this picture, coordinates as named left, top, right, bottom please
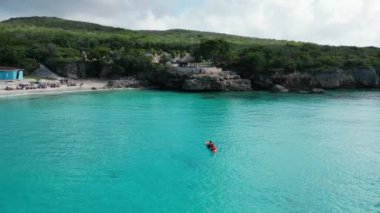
left=207, top=140, right=215, bottom=149
left=205, top=140, right=217, bottom=153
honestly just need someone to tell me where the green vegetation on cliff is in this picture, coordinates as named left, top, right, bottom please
left=0, top=16, right=379, bottom=77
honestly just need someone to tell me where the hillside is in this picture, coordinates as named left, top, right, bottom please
left=139, top=29, right=290, bottom=46
left=0, top=16, right=380, bottom=79
left=2, top=17, right=128, bottom=33
left=2, top=16, right=290, bottom=46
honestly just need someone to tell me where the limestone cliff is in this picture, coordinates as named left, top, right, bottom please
left=149, top=67, right=251, bottom=91
left=250, top=67, right=380, bottom=92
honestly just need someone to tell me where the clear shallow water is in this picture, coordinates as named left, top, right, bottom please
left=0, top=90, right=379, bottom=213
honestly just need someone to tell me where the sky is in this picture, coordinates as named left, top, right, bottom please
left=0, top=0, right=379, bottom=47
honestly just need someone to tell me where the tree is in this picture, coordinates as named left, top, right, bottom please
left=239, top=50, right=266, bottom=73
left=194, top=39, right=234, bottom=66
left=0, top=46, right=25, bottom=67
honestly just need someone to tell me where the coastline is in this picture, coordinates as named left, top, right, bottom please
left=0, top=88, right=104, bottom=98
left=2, top=78, right=380, bottom=99
left=0, top=79, right=130, bottom=99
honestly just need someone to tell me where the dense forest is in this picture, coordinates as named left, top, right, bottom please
left=1, top=16, right=380, bottom=78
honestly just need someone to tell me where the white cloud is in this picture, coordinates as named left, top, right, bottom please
left=0, top=0, right=380, bottom=46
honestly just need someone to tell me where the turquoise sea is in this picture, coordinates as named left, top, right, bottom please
left=0, top=90, right=379, bottom=212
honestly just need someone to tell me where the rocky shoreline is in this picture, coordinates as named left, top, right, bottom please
left=132, top=66, right=380, bottom=94
left=250, top=67, right=380, bottom=93
left=2, top=64, right=380, bottom=97
left=146, top=67, right=252, bottom=92
left=36, top=59, right=380, bottom=94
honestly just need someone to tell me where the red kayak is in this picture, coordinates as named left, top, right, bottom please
left=205, top=141, right=217, bottom=153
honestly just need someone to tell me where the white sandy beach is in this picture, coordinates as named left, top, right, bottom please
left=0, top=79, right=111, bottom=98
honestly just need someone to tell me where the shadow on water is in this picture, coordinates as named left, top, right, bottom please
left=2, top=89, right=380, bottom=105
left=200, top=89, right=380, bottom=104
left=107, top=170, right=121, bottom=179
left=374, top=202, right=380, bottom=208
left=201, top=95, right=216, bottom=99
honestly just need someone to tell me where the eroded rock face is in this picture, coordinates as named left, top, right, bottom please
left=56, top=63, right=86, bottom=79
left=314, top=68, right=379, bottom=88
left=314, top=71, right=343, bottom=89
left=182, top=76, right=219, bottom=91
left=150, top=68, right=251, bottom=91
left=100, top=66, right=113, bottom=78
left=251, top=75, right=274, bottom=89
left=375, top=67, right=380, bottom=77
left=107, top=77, right=150, bottom=88
left=250, top=67, right=380, bottom=90
left=271, top=84, right=289, bottom=93
left=147, top=69, right=187, bottom=89
left=223, top=79, right=252, bottom=91
left=182, top=72, right=251, bottom=91
left=285, top=72, right=314, bottom=89
left=349, top=68, right=379, bottom=87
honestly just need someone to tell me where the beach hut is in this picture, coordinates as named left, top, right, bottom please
left=0, top=67, right=24, bottom=81
left=178, top=54, right=196, bottom=67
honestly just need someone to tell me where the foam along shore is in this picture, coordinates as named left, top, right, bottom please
left=0, top=79, right=111, bottom=98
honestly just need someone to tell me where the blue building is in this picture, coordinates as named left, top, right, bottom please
left=0, top=67, right=24, bottom=80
